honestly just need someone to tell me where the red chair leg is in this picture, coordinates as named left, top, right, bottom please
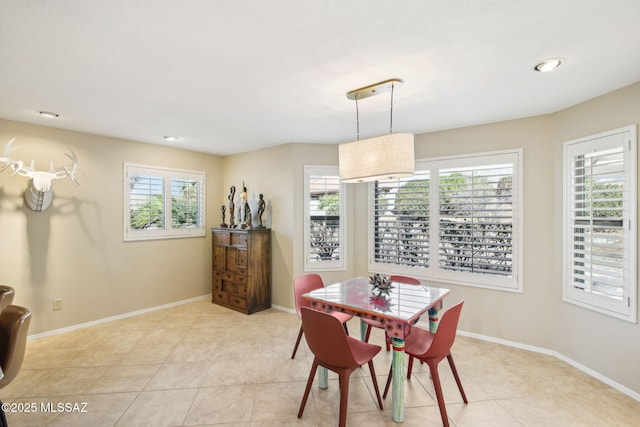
left=383, top=363, right=392, bottom=399
left=364, top=324, right=372, bottom=342
left=447, top=354, right=468, bottom=403
left=428, top=362, right=450, bottom=427
left=291, top=324, right=304, bottom=359
left=406, top=355, right=415, bottom=379
left=298, top=360, right=318, bottom=418
left=367, top=360, right=383, bottom=409
left=338, top=373, right=350, bottom=427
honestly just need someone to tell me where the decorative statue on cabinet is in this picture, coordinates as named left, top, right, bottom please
left=0, top=138, right=80, bottom=211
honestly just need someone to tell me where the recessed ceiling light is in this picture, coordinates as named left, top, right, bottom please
left=534, top=58, right=564, bottom=72
left=163, top=136, right=179, bottom=141
left=38, top=111, right=60, bottom=118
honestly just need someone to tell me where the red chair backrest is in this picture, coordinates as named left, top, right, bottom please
left=294, top=274, right=324, bottom=317
left=389, top=275, right=420, bottom=285
left=301, top=307, right=357, bottom=368
left=424, top=300, right=464, bottom=359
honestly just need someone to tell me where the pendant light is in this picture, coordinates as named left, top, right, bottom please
left=339, top=79, right=414, bottom=183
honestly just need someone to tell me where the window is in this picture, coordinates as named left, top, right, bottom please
left=304, top=166, right=346, bottom=270
left=563, top=126, right=637, bottom=322
left=369, top=150, right=522, bottom=291
left=124, top=164, right=206, bottom=241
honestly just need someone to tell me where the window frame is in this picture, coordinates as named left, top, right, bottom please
left=124, top=163, right=206, bottom=241
left=368, top=149, right=523, bottom=292
left=562, top=125, right=637, bottom=323
left=304, top=165, right=347, bottom=271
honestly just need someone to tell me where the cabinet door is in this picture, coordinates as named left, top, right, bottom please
left=237, top=249, right=248, bottom=270
left=213, top=246, right=226, bottom=270
left=226, top=247, right=238, bottom=272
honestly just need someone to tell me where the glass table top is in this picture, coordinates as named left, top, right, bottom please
left=303, top=276, right=450, bottom=323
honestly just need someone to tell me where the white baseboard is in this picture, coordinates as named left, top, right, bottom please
left=28, top=294, right=212, bottom=341
left=271, top=303, right=295, bottom=314
left=454, top=328, right=640, bottom=403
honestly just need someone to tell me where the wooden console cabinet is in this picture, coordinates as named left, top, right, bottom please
left=211, top=227, right=271, bottom=314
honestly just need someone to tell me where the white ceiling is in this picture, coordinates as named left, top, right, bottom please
left=1, top=1, right=640, bottom=156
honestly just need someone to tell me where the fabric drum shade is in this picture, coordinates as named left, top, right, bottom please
left=339, top=133, right=414, bottom=183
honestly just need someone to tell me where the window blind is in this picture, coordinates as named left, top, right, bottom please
left=124, top=164, right=206, bottom=241
left=438, top=164, right=513, bottom=277
left=304, top=166, right=346, bottom=271
left=563, top=125, right=636, bottom=322
left=570, top=147, right=624, bottom=299
left=373, top=171, right=430, bottom=269
left=129, top=174, right=165, bottom=230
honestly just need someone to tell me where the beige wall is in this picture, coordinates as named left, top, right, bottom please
left=552, top=82, right=640, bottom=394
left=1, top=81, right=639, bottom=396
left=0, top=119, right=222, bottom=335
left=221, top=144, right=295, bottom=309
left=408, top=115, right=556, bottom=349
left=270, top=84, right=640, bottom=395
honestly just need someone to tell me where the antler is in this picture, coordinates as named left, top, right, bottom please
left=1, top=138, right=80, bottom=184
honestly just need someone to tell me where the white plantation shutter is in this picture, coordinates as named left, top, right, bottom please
left=564, top=126, right=637, bottom=322
left=369, top=150, right=521, bottom=292
left=129, top=174, right=166, bottom=230
left=125, top=164, right=206, bottom=241
left=372, top=170, right=430, bottom=269
left=171, top=177, right=204, bottom=229
left=438, top=163, right=513, bottom=276
left=304, top=166, right=346, bottom=270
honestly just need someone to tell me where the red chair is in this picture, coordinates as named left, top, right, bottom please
left=363, top=275, right=421, bottom=350
left=297, top=307, right=383, bottom=427
left=291, top=274, right=353, bottom=359
left=383, top=301, right=467, bottom=427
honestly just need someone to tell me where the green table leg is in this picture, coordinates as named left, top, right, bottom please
left=360, top=317, right=368, bottom=341
left=391, top=337, right=405, bottom=423
left=318, top=366, right=328, bottom=389
left=428, top=306, right=440, bottom=333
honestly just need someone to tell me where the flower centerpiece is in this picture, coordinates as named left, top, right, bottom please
left=369, top=273, right=394, bottom=296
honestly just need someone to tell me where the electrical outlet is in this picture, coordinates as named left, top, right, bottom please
left=52, top=298, right=63, bottom=311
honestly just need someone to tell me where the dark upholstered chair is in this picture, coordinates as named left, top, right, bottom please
left=0, top=305, right=31, bottom=426
left=0, top=287, right=15, bottom=312
left=0, top=305, right=31, bottom=389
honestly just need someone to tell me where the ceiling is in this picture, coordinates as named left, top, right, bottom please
left=1, top=1, right=640, bottom=156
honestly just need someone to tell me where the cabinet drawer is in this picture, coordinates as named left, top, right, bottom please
left=229, top=296, right=247, bottom=310
left=231, top=232, right=247, bottom=246
left=236, top=275, right=247, bottom=295
left=213, top=232, right=230, bottom=245
left=212, top=278, right=223, bottom=291
left=213, top=291, right=228, bottom=304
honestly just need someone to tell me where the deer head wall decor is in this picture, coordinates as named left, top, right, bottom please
left=0, top=138, right=80, bottom=211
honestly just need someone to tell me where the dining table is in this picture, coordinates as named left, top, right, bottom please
left=303, top=276, right=450, bottom=423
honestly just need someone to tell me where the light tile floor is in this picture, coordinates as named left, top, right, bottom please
left=3, top=300, right=640, bottom=426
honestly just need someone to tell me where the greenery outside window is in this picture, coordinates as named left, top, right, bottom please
left=369, top=150, right=522, bottom=292
left=304, top=165, right=346, bottom=271
left=563, top=126, right=637, bottom=322
left=124, top=164, right=206, bottom=241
